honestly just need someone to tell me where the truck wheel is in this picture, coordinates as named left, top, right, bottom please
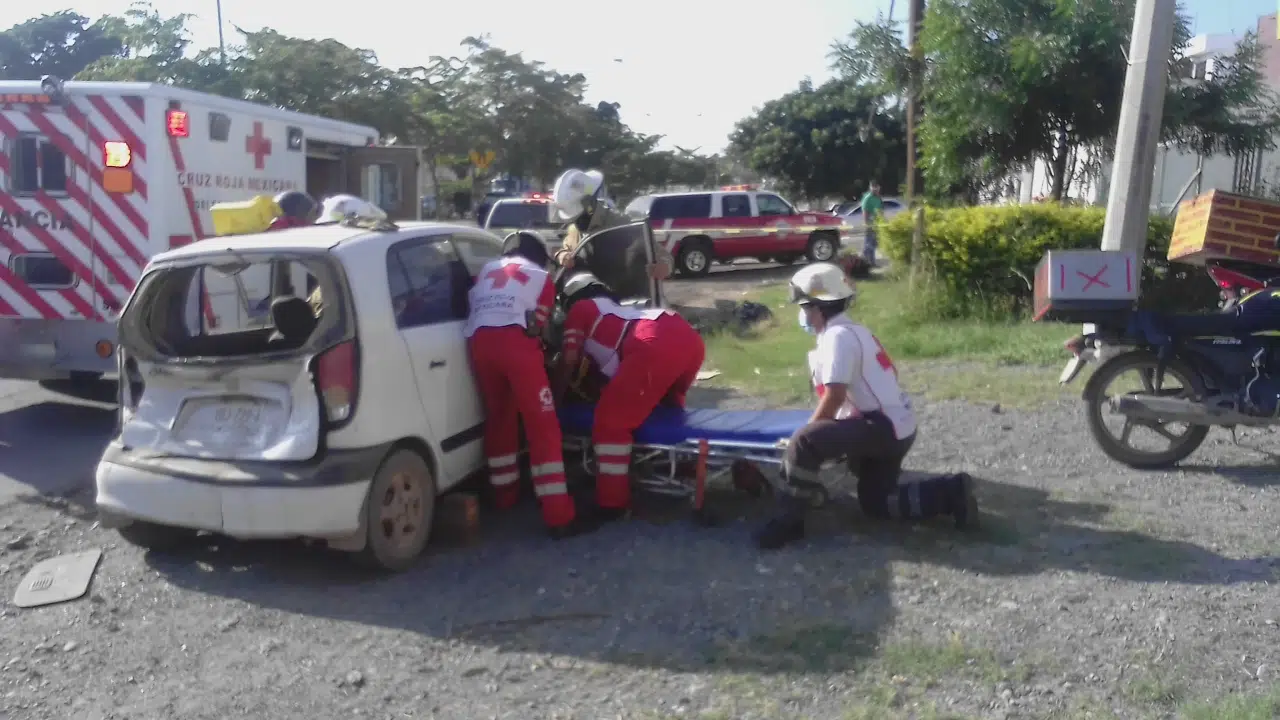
left=805, top=232, right=839, bottom=263
left=117, top=521, right=200, bottom=553
left=676, top=240, right=714, bottom=277
left=356, top=449, right=436, bottom=572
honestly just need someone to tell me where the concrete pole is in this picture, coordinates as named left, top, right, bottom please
left=905, top=0, right=926, bottom=287
left=1099, top=0, right=1179, bottom=252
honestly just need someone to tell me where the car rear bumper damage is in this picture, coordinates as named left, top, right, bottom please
left=94, top=441, right=393, bottom=539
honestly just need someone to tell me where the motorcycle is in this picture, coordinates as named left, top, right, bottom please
left=1059, top=259, right=1280, bottom=469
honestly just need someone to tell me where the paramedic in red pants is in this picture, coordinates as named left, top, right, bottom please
left=753, top=263, right=979, bottom=550
left=552, top=271, right=706, bottom=521
left=466, top=232, right=596, bottom=540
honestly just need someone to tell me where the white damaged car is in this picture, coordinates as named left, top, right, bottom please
left=95, top=215, right=661, bottom=571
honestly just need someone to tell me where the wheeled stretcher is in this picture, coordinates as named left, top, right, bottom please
left=558, top=403, right=827, bottom=517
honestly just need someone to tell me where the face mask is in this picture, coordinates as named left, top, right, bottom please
left=798, top=308, right=817, bottom=335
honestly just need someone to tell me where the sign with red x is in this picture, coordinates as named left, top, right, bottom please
left=1077, top=265, right=1111, bottom=291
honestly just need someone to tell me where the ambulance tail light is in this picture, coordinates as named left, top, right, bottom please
left=102, top=141, right=135, bottom=194
left=103, top=141, right=132, bottom=168
left=315, top=339, right=360, bottom=425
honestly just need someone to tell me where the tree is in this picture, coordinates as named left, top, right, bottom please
left=728, top=77, right=907, bottom=201
left=832, top=0, right=1280, bottom=202
left=7, top=5, right=719, bottom=205
left=77, top=1, right=208, bottom=84
left=0, top=11, right=121, bottom=81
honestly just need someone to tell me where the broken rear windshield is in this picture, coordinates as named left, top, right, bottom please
left=122, top=253, right=348, bottom=360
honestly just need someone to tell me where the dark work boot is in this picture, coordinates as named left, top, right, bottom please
left=950, top=473, right=980, bottom=530
left=753, top=508, right=806, bottom=550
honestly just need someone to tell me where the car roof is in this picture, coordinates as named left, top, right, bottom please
left=148, top=222, right=487, bottom=264
left=491, top=197, right=551, bottom=205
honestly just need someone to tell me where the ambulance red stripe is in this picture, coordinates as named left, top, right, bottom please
left=167, top=133, right=208, bottom=240
left=166, top=134, right=219, bottom=328
left=0, top=122, right=101, bottom=319
left=46, top=104, right=150, bottom=269
left=27, top=104, right=149, bottom=239
left=74, top=101, right=150, bottom=201
left=0, top=192, right=98, bottom=320
left=0, top=111, right=133, bottom=301
left=123, top=95, right=144, bottom=120
left=87, top=95, right=147, bottom=163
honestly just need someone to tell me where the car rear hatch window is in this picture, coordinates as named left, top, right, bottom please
left=115, top=250, right=356, bottom=462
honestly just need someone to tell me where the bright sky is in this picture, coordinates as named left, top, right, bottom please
left=3, top=0, right=1278, bottom=153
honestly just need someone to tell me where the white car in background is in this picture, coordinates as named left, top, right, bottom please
left=94, top=215, right=660, bottom=572
left=482, top=194, right=568, bottom=252
left=838, top=196, right=907, bottom=230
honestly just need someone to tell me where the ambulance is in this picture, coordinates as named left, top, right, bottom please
left=0, top=77, right=421, bottom=385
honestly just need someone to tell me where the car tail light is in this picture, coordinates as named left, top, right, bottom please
left=315, top=340, right=359, bottom=424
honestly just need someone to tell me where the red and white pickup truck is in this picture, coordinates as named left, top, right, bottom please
left=624, top=186, right=844, bottom=276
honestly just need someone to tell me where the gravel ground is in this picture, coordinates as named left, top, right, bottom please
left=2, top=387, right=1280, bottom=720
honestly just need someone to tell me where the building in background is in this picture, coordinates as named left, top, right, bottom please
left=1009, top=21, right=1280, bottom=210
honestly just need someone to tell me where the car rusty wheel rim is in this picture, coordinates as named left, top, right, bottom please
left=378, top=469, right=424, bottom=553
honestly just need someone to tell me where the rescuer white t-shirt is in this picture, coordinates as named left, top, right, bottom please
left=807, top=314, right=917, bottom=439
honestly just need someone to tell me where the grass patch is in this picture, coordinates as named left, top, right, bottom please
left=1179, top=686, right=1280, bottom=719
left=701, top=277, right=1077, bottom=408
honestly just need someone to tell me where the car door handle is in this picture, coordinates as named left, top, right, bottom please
left=430, top=359, right=446, bottom=369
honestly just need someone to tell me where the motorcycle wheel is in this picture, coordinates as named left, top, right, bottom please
left=1082, top=350, right=1211, bottom=469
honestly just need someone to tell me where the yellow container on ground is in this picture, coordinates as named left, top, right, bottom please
left=210, top=195, right=282, bottom=237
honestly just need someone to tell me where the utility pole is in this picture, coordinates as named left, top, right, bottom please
left=216, top=0, right=227, bottom=66
left=904, top=0, right=925, bottom=207
left=905, top=0, right=927, bottom=283
left=1099, top=0, right=1178, bottom=252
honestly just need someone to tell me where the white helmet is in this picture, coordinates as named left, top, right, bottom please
left=789, top=262, right=857, bottom=305
left=317, top=194, right=387, bottom=224
left=551, top=168, right=605, bottom=221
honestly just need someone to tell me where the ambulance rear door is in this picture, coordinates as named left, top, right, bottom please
left=0, top=90, right=102, bottom=323
left=343, top=146, right=421, bottom=222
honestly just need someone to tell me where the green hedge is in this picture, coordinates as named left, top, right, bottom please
left=878, top=203, right=1219, bottom=316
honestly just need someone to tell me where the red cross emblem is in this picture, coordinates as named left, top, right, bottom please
left=486, top=264, right=530, bottom=288
left=1078, top=265, right=1111, bottom=291
left=245, top=121, right=272, bottom=170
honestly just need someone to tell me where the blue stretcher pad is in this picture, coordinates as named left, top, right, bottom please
left=558, top=403, right=811, bottom=447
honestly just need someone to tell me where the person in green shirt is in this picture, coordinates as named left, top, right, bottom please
left=860, top=182, right=884, bottom=266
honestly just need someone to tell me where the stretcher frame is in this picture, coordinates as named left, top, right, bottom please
left=560, top=432, right=833, bottom=520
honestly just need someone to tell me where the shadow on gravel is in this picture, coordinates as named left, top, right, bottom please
left=1177, top=463, right=1280, bottom=489
left=140, top=470, right=1277, bottom=677
left=871, top=475, right=1280, bottom=585
left=144, top=487, right=898, bottom=676
left=0, top=399, right=114, bottom=499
